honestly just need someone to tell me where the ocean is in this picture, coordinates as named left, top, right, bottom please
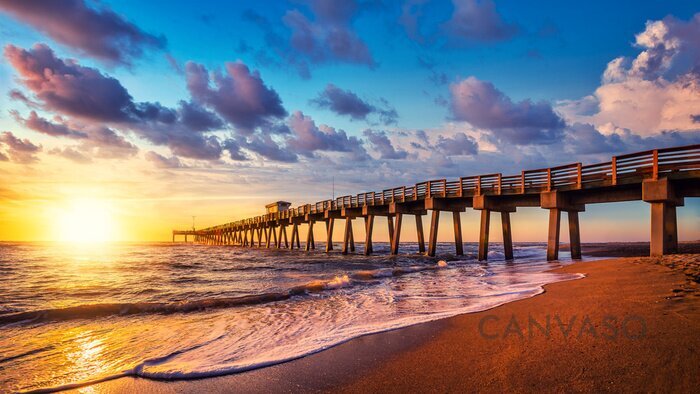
left=0, top=242, right=584, bottom=392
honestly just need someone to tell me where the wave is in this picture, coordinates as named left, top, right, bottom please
left=24, top=272, right=586, bottom=394
left=1, top=261, right=451, bottom=326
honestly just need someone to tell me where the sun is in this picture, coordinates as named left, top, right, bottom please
left=54, top=199, right=118, bottom=243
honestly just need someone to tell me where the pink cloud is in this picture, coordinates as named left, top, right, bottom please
left=0, top=0, right=165, bottom=65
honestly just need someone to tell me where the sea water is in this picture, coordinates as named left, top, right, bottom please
left=0, top=242, right=584, bottom=392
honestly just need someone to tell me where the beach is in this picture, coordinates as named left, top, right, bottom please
left=79, top=252, right=700, bottom=393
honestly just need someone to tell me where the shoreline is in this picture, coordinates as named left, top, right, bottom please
left=74, top=253, right=700, bottom=393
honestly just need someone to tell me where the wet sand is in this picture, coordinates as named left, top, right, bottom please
left=75, top=254, right=700, bottom=393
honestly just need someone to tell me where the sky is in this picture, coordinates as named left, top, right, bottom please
left=0, top=0, right=698, bottom=243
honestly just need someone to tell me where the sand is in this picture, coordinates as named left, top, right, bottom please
left=74, top=254, right=700, bottom=393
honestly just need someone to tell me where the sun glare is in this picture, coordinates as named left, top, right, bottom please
left=55, top=199, right=118, bottom=243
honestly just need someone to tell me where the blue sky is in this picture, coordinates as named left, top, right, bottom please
left=0, top=0, right=698, bottom=241
left=3, top=0, right=697, bottom=132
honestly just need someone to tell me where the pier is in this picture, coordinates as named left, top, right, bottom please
left=173, top=145, right=700, bottom=260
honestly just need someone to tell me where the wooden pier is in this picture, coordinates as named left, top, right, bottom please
left=173, top=145, right=700, bottom=260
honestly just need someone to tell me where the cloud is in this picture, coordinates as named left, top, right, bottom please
left=0, top=131, right=41, bottom=164
left=286, top=111, right=365, bottom=157
left=177, top=100, right=223, bottom=132
left=241, top=10, right=312, bottom=79
left=603, top=15, right=700, bottom=83
left=221, top=138, right=249, bottom=161
left=557, top=13, right=700, bottom=137
left=442, top=0, right=519, bottom=44
left=449, top=76, right=565, bottom=144
left=8, top=89, right=39, bottom=108
left=563, top=123, right=700, bottom=156
left=311, top=83, right=398, bottom=125
left=13, top=110, right=138, bottom=160
left=84, top=125, right=139, bottom=159
left=185, top=61, right=287, bottom=134
left=49, top=146, right=92, bottom=164
left=363, top=129, right=407, bottom=159
left=283, top=0, right=374, bottom=67
left=13, top=110, right=87, bottom=138
left=165, top=54, right=183, bottom=74
left=563, top=123, right=624, bottom=155
left=5, top=44, right=224, bottom=160
left=145, top=151, right=184, bottom=168
left=243, top=134, right=298, bottom=163
left=399, top=0, right=430, bottom=44
left=5, top=44, right=138, bottom=122
left=435, top=132, right=479, bottom=155
left=240, top=2, right=373, bottom=78
left=0, top=0, right=165, bottom=65
left=417, top=55, right=448, bottom=86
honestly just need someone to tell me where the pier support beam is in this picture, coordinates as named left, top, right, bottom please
left=428, top=210, right=440, bottom=257
left=349, top=225, right=355, bottom=252
left=290, top=224, right=299, bottom=249
left=547, top=209, right=561, bottom=261
left=342, top=218, right=354, bottom=255
left=643, top=179, right=680, bottom=256
left=541, top=191, right=585, bottom=261
left=364, top=215, right=374, bottom=255
left=453, top=212, right=463, bottom=256
left=390, top=213, right=403, bottom=255
left=278, top=225, right=287, bottom=248
left=650, top=203, right=678, bottom=256
left=306, top=221, right=315, bottom=251
left=474, top=195, right=517, bottom=261
left=568, top=211, right=581, bottom=259
left=326, top=218, right=335, bottom=252
left=415, top=214, right=425, bottom=254
left=478, top=210, right=490, bottom=261
left=501, top=212, right=513, bottom=260
left=387, top=215, right=395, bottom=246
